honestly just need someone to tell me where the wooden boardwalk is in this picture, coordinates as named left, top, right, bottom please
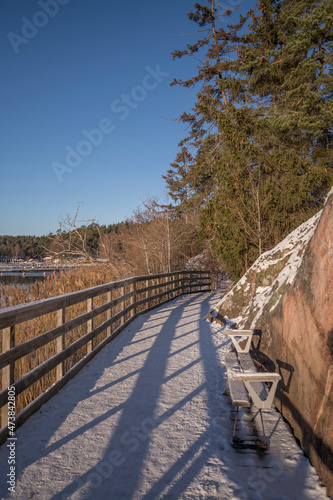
left=0, top=292, right=328, bottom=499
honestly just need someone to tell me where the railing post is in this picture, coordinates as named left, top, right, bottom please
left=87, top=298, right=93, bottom=354
left=107, top=290, right=112, bottom=336
left=130, top=282, right=136, bottom=317
left=146, top=279, right=149, bottom=310
left=1, top=326, right=15, bottom=428
left=121, top=286, right=125, bottom=325
left=56, top=308, right=65, bottom=380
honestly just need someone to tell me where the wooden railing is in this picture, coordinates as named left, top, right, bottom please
left=0, top=270, right=211, bottom=443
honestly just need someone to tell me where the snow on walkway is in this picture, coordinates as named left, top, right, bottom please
left=0, top=292, right=329, bottom=500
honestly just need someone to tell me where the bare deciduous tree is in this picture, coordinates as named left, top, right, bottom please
left=45, top=204, right=134, bottom=279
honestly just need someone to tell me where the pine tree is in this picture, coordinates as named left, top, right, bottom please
left=166, top=0, right=333, bottom=278
left=162, top=147, right=195, bottom=220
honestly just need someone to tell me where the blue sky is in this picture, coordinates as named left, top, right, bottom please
left=1, top=0, right=250, bottom=236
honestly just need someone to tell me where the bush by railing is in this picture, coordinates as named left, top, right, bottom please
left=0, top=270, right=211, bottom=443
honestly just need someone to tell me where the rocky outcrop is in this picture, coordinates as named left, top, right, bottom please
left=216, top=189, right=333, bottom=497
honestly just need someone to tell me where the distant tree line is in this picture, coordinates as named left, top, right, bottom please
left=0, top=235, right=49, bottom=260
left=0, top=223, right=123, bottom=261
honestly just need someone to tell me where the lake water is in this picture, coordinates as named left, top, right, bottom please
left=0, top=272, right=58, bottom=286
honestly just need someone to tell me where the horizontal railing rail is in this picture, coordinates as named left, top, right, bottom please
left=0, top=270, right=211, bottom=444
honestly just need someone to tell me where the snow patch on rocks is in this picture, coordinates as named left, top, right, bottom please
left=214, top=210, right=323, bottom=328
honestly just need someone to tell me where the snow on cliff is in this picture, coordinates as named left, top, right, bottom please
left=214, top=209, right=323, bottom=329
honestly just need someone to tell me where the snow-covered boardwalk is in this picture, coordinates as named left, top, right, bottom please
left=0, top=292, right=329, bottom=499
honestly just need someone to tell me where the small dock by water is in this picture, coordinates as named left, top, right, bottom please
left=0, top=265, right=75, bottom=274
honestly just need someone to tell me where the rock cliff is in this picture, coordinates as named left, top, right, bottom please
left=216, top=189, right=333, bottom=497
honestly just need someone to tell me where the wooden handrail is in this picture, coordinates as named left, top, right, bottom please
left=0, top=270, right=211, bottom=441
